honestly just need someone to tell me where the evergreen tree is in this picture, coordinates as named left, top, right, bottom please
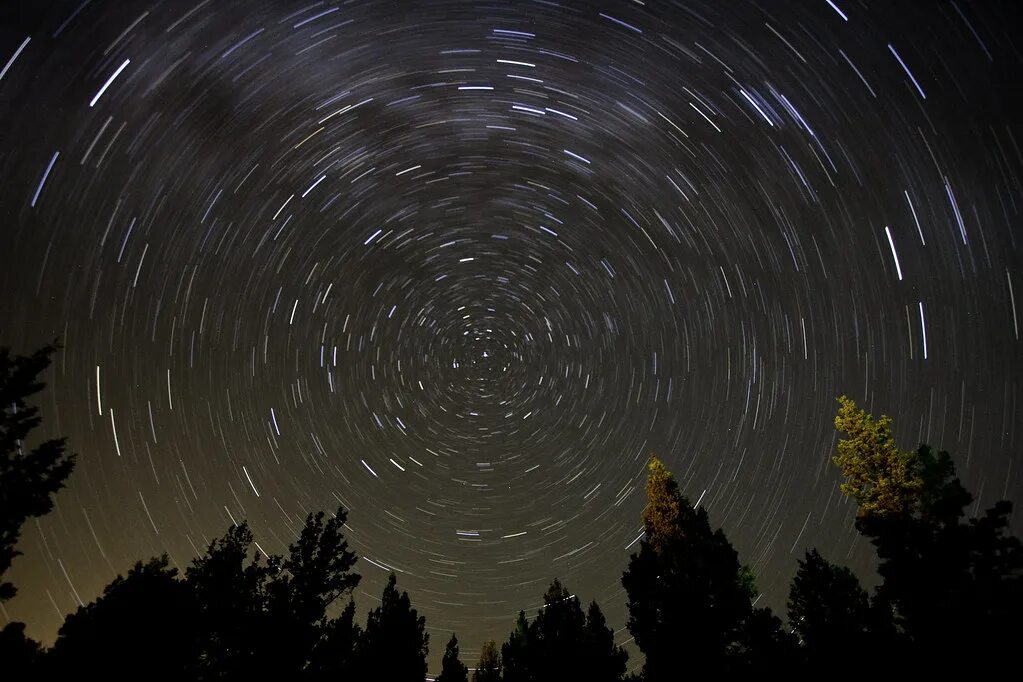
left=787, top=549, right=875, bottom=667
left=621, top=456, right=782, bottom=677
left=359, top=573, right=429, bottom=681
left=0, top=343, right=76, bottom=601
left=307, top=598, right=361, bottom=681
left=528, top=579, right=586, bottom=680
left=473, top=639, right=502, bottom=682
left=833, top=398, right=1023, bottom=671
left=267, top=508, right=360, bottom=673
left=437, top=633, right=469, bottom=682
left=498, top=580, right=626, bottom=682
left=500, top=611, right=531, bottom=682
left=185, top=522, right=278, bottom=678
left=0, top=343, right=76, bottom=674
left=832, top=395, right=920, bottom=517
left=581, top=600, right=628, bottom=682
left=45, top=556, right=198, bottom=681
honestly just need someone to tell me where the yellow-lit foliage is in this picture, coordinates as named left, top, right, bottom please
left=642, top=455, right=685, bottom=554
left=833, top=396, right=921, bottom=518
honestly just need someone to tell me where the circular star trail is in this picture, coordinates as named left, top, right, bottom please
left=1, top=0, right=1020, bottom=669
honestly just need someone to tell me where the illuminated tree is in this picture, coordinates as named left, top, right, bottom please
left=622, top=456, right=787, bottom=677
left=47, top=556, right=198, bottom=681
left=832, top=395, right=920, bottom=517
left=473, top=639, right=501, bottom=682
left=832, top=399, right=1023, bottom=671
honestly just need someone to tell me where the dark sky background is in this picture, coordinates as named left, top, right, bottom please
left=1, top=0, right=1020, bottom=673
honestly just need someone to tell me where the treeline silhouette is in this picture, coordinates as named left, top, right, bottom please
left=1, top=343, right=1021, bottom=680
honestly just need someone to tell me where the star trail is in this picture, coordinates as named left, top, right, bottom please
left=1, top=0, right=1020, bottom=669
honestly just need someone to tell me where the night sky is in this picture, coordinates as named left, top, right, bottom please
left=1, top=0, right=1020, bottom=671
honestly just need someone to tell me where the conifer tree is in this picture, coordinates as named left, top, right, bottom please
left=0, top=343, right=76, bottom=673
left=0, top=343, right=75, bottom=601
left=437, top=633, right=469, bottom=682
left=832, top=398, right=1023, bottom=671
left=473, top=639, right=501, bottom=682
left=621, top=456, right=785, bottom=677
left=501, top=611, right=531, bottom=682
left=359, top=573, right=429, bottom=681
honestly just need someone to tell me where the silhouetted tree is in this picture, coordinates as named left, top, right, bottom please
left=0, top=343, right=76, bottom=673
left=46, top=556, right=198, bottom=681
left=437, top=633, right=469, bottom=682
left=581, top=600, right=628, bottom=682
left=0, top=343, right=75, bottom=601
left=622, top=456, right=788, bottom=677
left=528, top=579, right=587, bottom=680
left=833, top=398, right=1023, bottom=672
left=267, top=508, right=360, bottom=674
left=0, top=621, right=40, bottom=679
left=186, top=522, right=278, bottom=679
left=500, top=612, right=531, bottom=682
left=622, top=457, right=752, bottom=676
left=498, top=580, right=626, bottom=682
left=787, top=548, right=875, bottom=667
left=307, top=598, right=361, bottom=681
left=359, top=572, right=428, bottom=680
left=473, top=639, right=501, bottom=682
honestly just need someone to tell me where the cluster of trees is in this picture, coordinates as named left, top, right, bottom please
left=436, top=579, right=626, bottom=682
left=1, top=343, right=1021, bottom=680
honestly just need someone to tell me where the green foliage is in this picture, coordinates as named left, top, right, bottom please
left=268, top=509, right=361, bottom=672
left=437, top=633, right=469, bottom=682
left=830, top=399, right=1023, bottom=672
left=0, top=343, right=76, bottom=601
left=581, top=600, right=629, bottom=682
left=8, top=371, right=1023, bottom=679
left=735, top=606, right=800, bottom=671
left=832, top=396, right=921, bottom=517
left=42, top=504, right=364, bottom=680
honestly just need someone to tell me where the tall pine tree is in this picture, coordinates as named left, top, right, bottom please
left=832, top=398, right=1023, bottom=672
left=473, top=639, right=501, bottom=682
left=0, top=343, right=76, bottom=675
left=0, top=343, right=75, bottom=601
left=787, top=548, right=877, bottom=668
left=437, top=633, right=468, bottom=682
left=501, top=611, right=531, bottom=682
left=359, top=573, right=429, bottom=680
left=621, top=456, right=786, bottom=677
left=581, top=600, right=628, bottom=682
